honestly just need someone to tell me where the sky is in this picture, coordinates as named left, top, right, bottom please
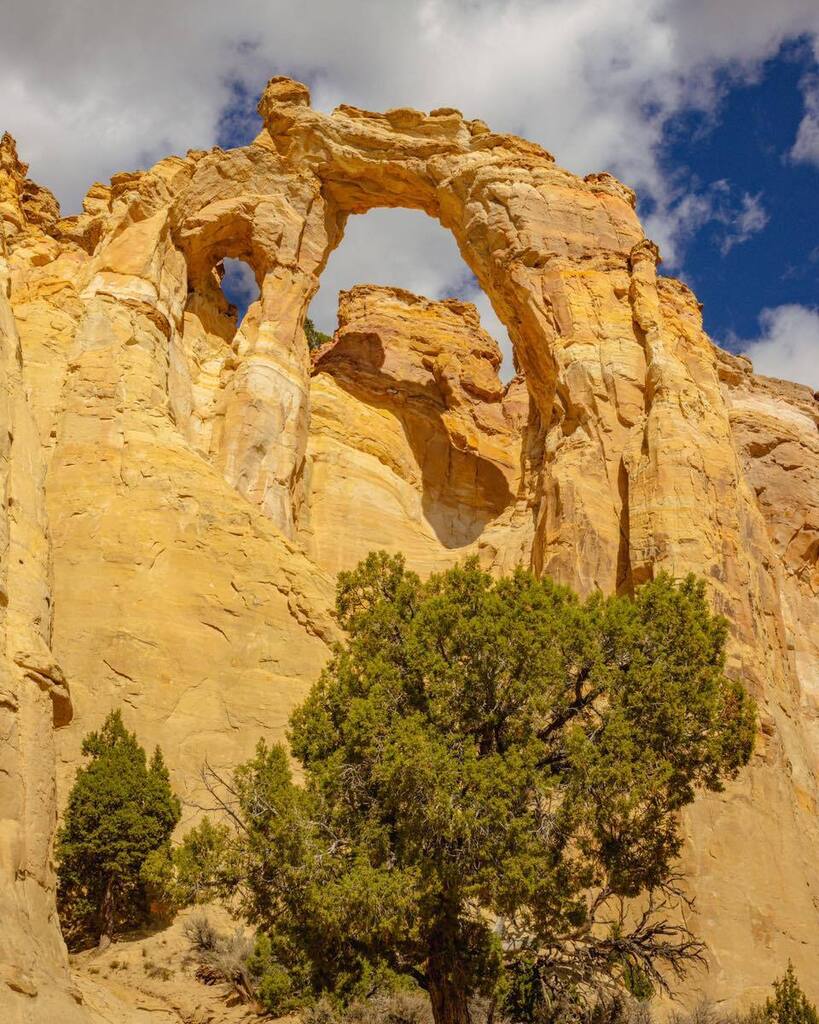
left=2, top=1, right=817, bottom=389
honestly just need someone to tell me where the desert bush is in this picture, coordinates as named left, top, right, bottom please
left=304, top=991, right=434, bottom=1024
left=669, top=969, right=816, bottom=1024
left=184, top=912, right=257, bottom=1005
left=748, top=964, right=818, bottom=1024
left=144, top=959, right=174, bottom=981
left=346, top=991, right=435, bottom=1024
left=183, top=910, right=220, bottom=954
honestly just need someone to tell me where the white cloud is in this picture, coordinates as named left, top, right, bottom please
left=643, top=182, right=768, bottom=266
left=1, top=2, right=816, bottom=206
left=791, top=73, right=819, bottom=167
left=310, top=209, right=516, bottom=379
left=719, top=192, right=769, bottom=255
left=740, top=304, right=819, bottom=390
left=311, top=211, right=467, bottom=332
left=642, top=180, right=769, bottom=268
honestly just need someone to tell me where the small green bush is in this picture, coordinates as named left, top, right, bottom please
left=305, top=316, right=331, bottom=351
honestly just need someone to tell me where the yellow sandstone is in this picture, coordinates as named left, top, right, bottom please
left=0, top=77, right=817, bottom=1019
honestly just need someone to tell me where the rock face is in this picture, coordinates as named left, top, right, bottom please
left=302, top=285, right=532, bottom=574
left=1, top=134, right=84, bottom=1023
left=0, top=80, right=817, bottom=1017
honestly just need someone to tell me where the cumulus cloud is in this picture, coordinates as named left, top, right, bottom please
left=719, top=192, right=769, bottom=254
left=644, top=182, right=769, bottom=266
left=740, top=304, right=819, bottom=390
left=0, top=0, right=817, bottom=350
left=3, top=2, right=817, bottom=204
left=791, top=73, right=819, bottom=167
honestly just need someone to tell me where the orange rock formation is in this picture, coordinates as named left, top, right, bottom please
left=0, top=78, right=817, bottom=1020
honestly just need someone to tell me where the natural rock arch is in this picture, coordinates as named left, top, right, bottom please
left=2, top=78, right=818, bottom=1019
left=53, top=73, right=817, bottom=820
left=167, top=78, right=649, bottom=587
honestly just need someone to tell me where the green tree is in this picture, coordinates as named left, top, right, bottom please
left=56, top=710, right=181, bottom=949
left=305, top=316, right=331, bottom=351
left=759, top=963, right=819, bottom=1024
left=201, top=554, right=755, bottom=1024
left=141, top=815, right=233, bottom=913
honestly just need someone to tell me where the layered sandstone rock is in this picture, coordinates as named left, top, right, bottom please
left=302, top=284, right=533, bottom=574
left=0, top=134, right=84, bottom=1023
left=0, top=78, right=817, bottom=1019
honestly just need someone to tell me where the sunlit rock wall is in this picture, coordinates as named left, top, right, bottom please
left=0, top=76, right=817, bottom=1016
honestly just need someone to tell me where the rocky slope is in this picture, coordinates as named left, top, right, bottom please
left=0, top=79, right=817, bottom=1020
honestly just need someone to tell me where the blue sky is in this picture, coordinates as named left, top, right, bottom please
left=2, top=1, right=818, bottom=387
left=656, top=40, right=818, bottom=350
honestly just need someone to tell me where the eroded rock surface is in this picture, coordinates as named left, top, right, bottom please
left=302, top=284, right=532, bottom=573
left=1, top=133, right=84, bottom=1023
left=0, top=78, right=818, bottom=1017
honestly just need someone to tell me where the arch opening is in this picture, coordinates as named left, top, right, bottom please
left=220, top=257, right=261, bottom=327
left=172, top=254, right=265, bottom=464
left=308, top=208, right=516, bottom=382
left=301, top=208, right=530, bottom=566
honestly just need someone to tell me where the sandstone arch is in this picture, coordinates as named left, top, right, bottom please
left=1, top=79, right=818, bottom=1018
left=161, top=77, right=650, bottom=595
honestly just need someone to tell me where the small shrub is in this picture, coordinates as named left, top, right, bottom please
left=668, top=972, right=816, bottom=1024
left=144, top=960, right=174, bottom=982
left=183, top=911, right=220, bottom=954
left=184, top=912, right=257, bottom=1005
left=348, top=991, right=434, bottom=1024
left=305, top=992, right=434, bottom=1024
left=305, top=996, right=342, bottom=1024
left=757, top=964, right=818, bottom=1024
left=671, top=1001, right=721, bottom=1024
left=590, top=995, right=653, bottom=1024
left=305, top=317, right=331, bottom=351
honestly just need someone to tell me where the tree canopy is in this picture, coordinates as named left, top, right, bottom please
left=758, top=963, right=819, bottom=1024
left=56, top=710, right=181, bottom=948
left=305, top=316, right=331, bottom=351
left=195, top=554, right=756, bottom=1023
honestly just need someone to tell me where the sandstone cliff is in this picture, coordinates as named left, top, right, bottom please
left=1, top=133, right=84, bottom=1023
left=0, top=79, right=817, bottom=1019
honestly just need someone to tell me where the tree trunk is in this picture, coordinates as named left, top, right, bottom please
left=427, top=948, right=472, bottom=1024
left=97, top=875, right=115, bottom=949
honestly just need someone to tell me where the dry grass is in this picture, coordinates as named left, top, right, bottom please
left=183, top=911, right=256, bottom=1005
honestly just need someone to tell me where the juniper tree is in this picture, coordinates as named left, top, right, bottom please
left=760, top=963, right=819, bottom=1024
left=200, top=554, right=755, bottom=1023
left=304, top=317, right=331, bottom=351
left=56, top=710, right=181, bottom=949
